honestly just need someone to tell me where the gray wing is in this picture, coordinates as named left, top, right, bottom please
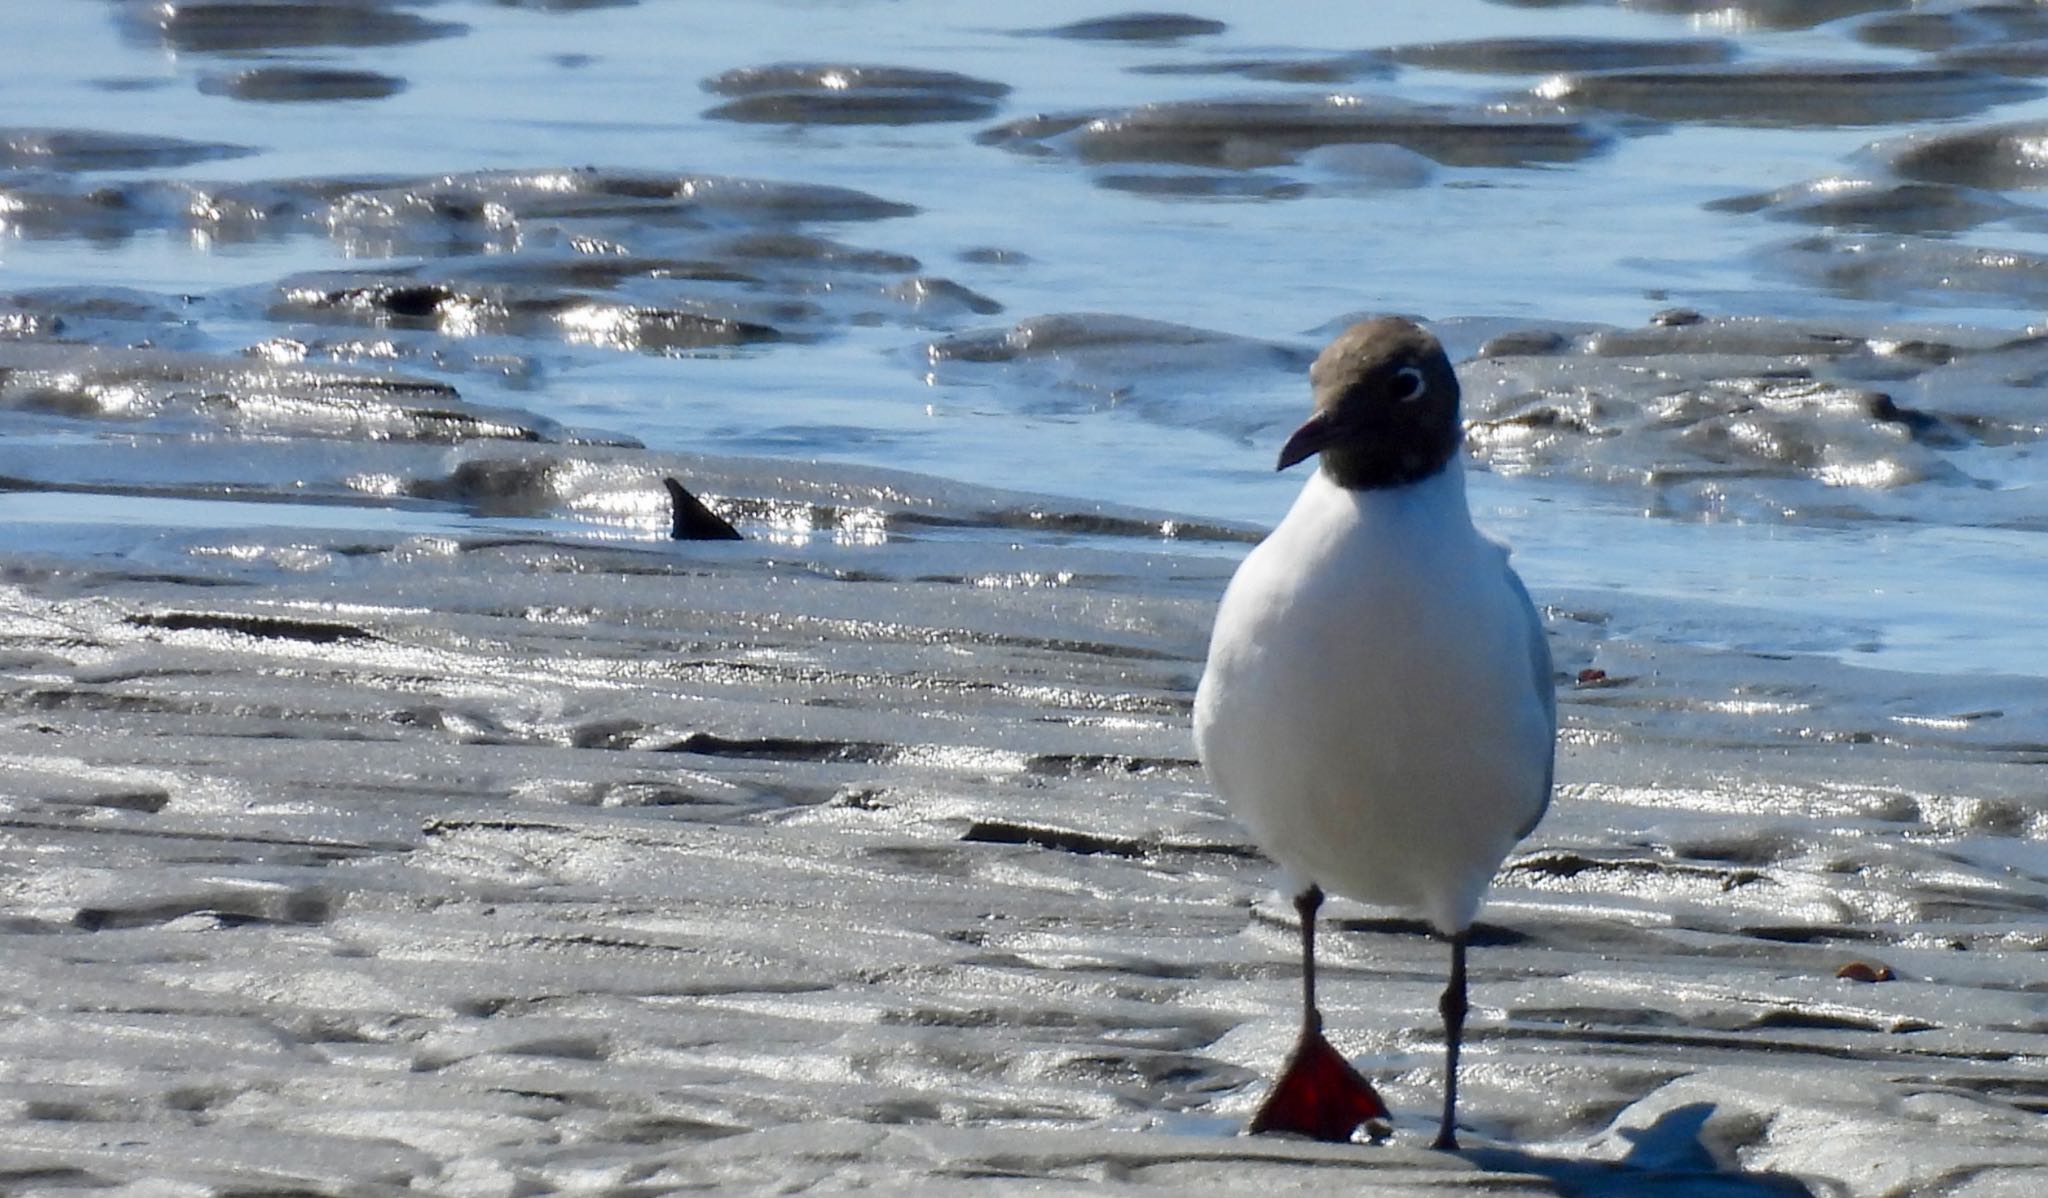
left=1506, top=563, right=1556, bottom=840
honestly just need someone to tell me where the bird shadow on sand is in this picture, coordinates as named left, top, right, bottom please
left=1465, top=1103, right=1817, bottom=1197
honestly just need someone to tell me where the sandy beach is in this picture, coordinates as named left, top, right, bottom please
left=0, top=432, right=2041, bottom=1194
left=5, top=0, right=2048, bottom=1192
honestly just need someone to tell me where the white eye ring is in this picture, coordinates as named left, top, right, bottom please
left=1392, top=365, right=1428, bottom=403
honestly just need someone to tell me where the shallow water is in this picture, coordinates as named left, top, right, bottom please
left=9, top=0, right=2047, bottom=681
left=4, top=1, right=2048, bottom=1193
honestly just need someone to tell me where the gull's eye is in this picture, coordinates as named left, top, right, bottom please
left=1392, top=365, right=1428, bottom=403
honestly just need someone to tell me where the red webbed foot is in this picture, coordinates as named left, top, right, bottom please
left=1247, top=1028, right=1390, bottom=1143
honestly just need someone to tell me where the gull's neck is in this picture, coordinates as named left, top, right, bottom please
left=1318, top=451, right=1473, bottom=528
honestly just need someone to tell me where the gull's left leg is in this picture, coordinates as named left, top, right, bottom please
left=1248, top=885, right=1389, bottom=1142
left=1432, top=929, right=1470, bottom=1151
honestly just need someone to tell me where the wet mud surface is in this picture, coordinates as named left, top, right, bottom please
left=0, top=446, right=2042, bottom=1195
left=4, top=1, right=2048, bottom=1194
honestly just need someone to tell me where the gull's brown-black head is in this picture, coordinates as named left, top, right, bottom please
left=1278, top=317, right=1461, bottom=490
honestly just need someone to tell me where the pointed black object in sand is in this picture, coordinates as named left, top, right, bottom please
left=665, top=476, right=743, bottom=541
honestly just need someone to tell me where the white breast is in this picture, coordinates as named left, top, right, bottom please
left=1194, top=463, right=1554, bottom=933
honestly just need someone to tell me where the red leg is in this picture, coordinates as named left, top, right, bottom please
left=1431, top=930, right=1469, bottom=1151
left=1247, top=886, right=1389, bottom=1142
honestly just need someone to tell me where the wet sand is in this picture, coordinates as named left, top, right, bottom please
left=0, top=434, right=2042, bottom=1194
left=5, top=1, right=2048, bottom=1193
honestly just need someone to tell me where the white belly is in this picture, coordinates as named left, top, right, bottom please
left=1194, top=467, right=1553, bottom=933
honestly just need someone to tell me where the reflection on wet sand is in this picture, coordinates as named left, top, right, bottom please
left=3, top=0, right=2048, bottom=1192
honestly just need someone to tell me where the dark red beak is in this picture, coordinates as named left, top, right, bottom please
left=1277, top=410, right=1338, bottom=472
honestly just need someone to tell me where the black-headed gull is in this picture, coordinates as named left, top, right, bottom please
left=1195, top=316, right=1555, bottom=1150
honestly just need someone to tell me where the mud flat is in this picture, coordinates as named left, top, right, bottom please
left=0, top=393, right=2042, bottom=1193
left=4, top=0, right=2048, bottom=1192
